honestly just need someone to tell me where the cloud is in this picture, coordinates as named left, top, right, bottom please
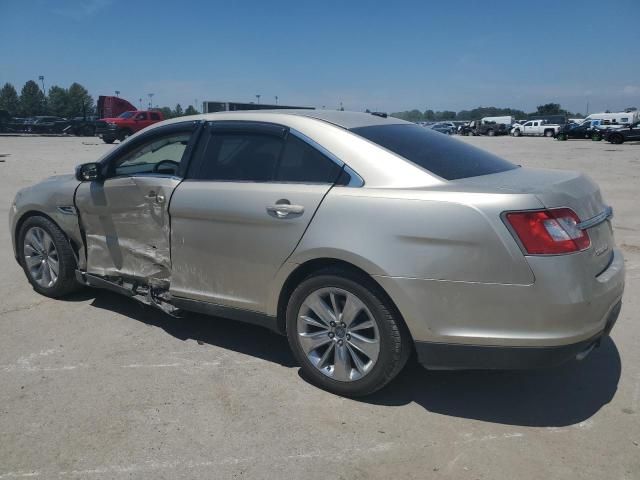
left=52, top=0, right=113, bottom=21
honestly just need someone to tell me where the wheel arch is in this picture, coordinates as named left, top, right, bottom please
left=13, top=210, right=81, bottom=266
left=275, top=257, right=413, bottom=344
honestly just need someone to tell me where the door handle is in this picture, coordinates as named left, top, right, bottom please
left=145, top=191, right=165, bottom=204
left=266, top=203, right=305, bottom=218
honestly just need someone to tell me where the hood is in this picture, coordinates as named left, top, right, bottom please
left=15, top=174, right=80, bottom=208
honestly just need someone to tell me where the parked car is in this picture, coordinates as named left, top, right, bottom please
left=64, top=116, right=99, bottom=136
left=602, top=122, right=640, bottom=144
left=25, top=116, right=69, bottom=134
left=511, top=120, right=561, bottom=137
left=94, top=110, right=164, bottom=143
left=556, top=120, right=600, bottom=140
left=460, top=119, right=510, bottom=136
left=9, top=110, right=624, bottom=397
left=429, top=122, right=456, bottom=134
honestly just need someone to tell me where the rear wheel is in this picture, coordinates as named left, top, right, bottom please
left=487, top=129, right=495, bottom=136
left=544, top=129, right=554, bottom=137
left=286, top=269, right=411, bottom=397
left=18, top=216, right=80, bottom=298
left=102, top=136, right=115, bottom=144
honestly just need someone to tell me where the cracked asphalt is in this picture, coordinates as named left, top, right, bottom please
left=0, top=135, right=639, bottom=479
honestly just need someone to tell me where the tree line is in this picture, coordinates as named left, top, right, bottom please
left=0, top=80, right=199, bottom=119
left=391, top=103, right=584, bottom=122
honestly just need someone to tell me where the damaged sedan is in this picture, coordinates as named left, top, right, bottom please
left=10, top=110, right=625, bottom=396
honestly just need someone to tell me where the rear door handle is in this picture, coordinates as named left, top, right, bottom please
left=266, top=204, right=305, bottom=218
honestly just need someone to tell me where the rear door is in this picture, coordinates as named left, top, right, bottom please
left=169, top=121, right=344, bottom=312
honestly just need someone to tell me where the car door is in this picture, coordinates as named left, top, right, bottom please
left=522, top=121, right=533, bottom=135
left=169, top=121, right=345, bottom=313
left=74, top=122, right=199, bottom=282
left=134, top=111, right=152, bottom=129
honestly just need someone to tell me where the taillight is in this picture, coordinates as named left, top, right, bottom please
left=505, top=208, right=590, bottom=255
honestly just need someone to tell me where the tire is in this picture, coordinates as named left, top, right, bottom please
left=544, top=129, right=554, bottom=137
left=118, top=129, right=133, bottom=142
left=18, top=216, right=80, bottom=298
left=466, top=131, right=474, bottom=136
left=286, top=268, right=412, bottom=397
left=513, top=129, right=521, bottom=137
left=102, top=136, right=115, bottom=144
left=557, top=133, right=567, bottom=141
left=609, top=134, right=624, bottom=145
left=487, top=129, right=495, bottom=136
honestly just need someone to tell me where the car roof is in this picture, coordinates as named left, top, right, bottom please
left=162, top=109, right=408, bottom=130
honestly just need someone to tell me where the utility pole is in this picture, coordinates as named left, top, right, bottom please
left=148, top=93, right=154, bottom=109
left=586, top=101, right=589, bottom=116
left=275, top=95, right=278, bottom=105
left=256, top=94, right=261, bottom=105
left=139, top=98, right=143, bottom=109
left=38, top=75, right=46, bottom=93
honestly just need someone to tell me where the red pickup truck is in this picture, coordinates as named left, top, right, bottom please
left=95, top=110, right=164, bottom=144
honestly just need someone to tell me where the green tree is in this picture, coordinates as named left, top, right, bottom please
left=423, top=109, right=435, bottom=121
left=0, top=83, right=19, bottom=115
left=184, top=105, right=199, bottom=115
left=174, top=103, right=183, bottom=117
left=65, top=82, right=94, bottom=118
left=535, top=103, right=562, bottom=116
left=158, top=106, right=174, bottom=119
left=19, top=80, right=46, bottom=116
left=47, top=85, right=69, bottom=117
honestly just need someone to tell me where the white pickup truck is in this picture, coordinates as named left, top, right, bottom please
left=510, top=120, right=561, bottom=137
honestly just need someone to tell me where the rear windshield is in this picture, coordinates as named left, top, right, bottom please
left=350, top=124, right=518, bottom=180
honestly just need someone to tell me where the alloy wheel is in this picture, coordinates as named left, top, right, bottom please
left=296, top=287, right=380, bottom=382
left=23, top=226, right=59, bottom=288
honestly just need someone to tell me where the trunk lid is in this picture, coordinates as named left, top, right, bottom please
left=456, top=167, right=615, bottom=275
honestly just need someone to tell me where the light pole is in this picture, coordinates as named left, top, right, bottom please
left=115, top=90, right=120, bottom=97
left=256, top=94, right=261, bottom=105
left=148, top=93, right=154, bottom=109
left=38, top=75, right=45, bottom=93
left=139, top=98, right=143, bottom=109
left=275, top=95, right=278, bottom=105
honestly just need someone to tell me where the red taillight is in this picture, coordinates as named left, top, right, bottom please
left=505, top=208, right=590, bottom=255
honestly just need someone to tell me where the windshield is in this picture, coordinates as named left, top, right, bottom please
left=118, top=111, right=136, bottom=119
left=350, top=123, right=518, bottom=180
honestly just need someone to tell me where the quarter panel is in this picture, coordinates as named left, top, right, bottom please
left=289, top=187, right=539, bottom=284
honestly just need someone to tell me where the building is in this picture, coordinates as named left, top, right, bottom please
left=202, top=100, right=314, bottom=114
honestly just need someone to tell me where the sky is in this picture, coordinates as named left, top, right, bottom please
left=1, top=0, right=639, bottom=115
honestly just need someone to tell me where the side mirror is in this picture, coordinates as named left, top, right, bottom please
left=75, top=162, right=102, bottom=181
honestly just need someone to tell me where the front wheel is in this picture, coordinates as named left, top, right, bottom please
left=18, top=216, right=81, bottom=298
left=512, top=129, right=521, bottom=137
left=286, top=269, right=412, bottom=397
left=102, top=136, right=115, bottom=144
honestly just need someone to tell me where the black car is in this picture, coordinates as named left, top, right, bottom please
left=25, top=116, right=70, bottom=134
left=603, top=123, right=640, bottom=144
left=556, top=120, right=598, bottom=140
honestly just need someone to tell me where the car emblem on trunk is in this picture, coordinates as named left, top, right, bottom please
left=594, top=245, right=609, bottom=257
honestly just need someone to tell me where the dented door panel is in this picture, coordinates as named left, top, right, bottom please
left=75, top=176, right=180, bottom=282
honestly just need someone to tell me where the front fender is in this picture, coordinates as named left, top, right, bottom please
left=10, top=175, right=84, bottom=267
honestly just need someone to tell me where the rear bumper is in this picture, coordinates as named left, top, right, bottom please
left=415, top=300, right=621, bottom=369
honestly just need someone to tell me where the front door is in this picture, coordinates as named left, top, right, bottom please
left=75, top=124, right=197, bottom=282
left=169, top=121, right=345, bottom=313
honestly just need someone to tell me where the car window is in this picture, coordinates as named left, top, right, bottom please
left=350, top=123, right=518, bottom=181
left=276, top=134, right=342, bottom=183
left=135, top=112, right=147, bottom=120
left=114, top=133, right=191, bottom=177
left=150, top=112, right=161, bottom=121
left=195, top=133, right=284, bottom=181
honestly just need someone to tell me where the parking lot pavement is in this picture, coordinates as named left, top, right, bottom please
left=0, top=135, right=638, bottom=479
